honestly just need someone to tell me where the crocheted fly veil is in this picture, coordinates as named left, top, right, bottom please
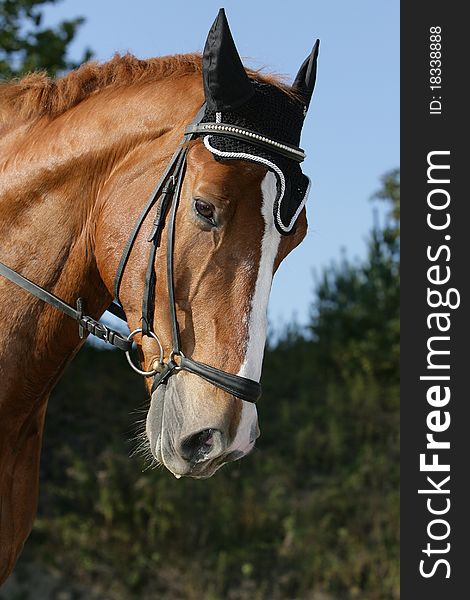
left=196, top=9, right=319, bottom=235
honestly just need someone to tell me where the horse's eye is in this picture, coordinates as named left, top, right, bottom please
left=194, top=199, right=216, bottom=225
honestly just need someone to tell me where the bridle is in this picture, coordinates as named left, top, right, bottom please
left=0, top=104, right=306, bottom=405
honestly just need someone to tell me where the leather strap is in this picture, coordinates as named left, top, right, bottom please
left=150, top=357, right=261, bottom=403
left=141, top=176, right=174, bottom=335
left=113, top=104, right=207, bottom=305
left=0, top=261, right=131, bottom=352
left=165, top=149, right=188, bottom=354
left=141, top=152, right=186, bottom=336
left=113, top=147, right=184, bottom=304
left=180, top=357, right=261, bottom=402
left=185, top=122, right=306, bottom=162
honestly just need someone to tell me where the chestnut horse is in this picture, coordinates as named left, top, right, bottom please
left=0, top=10, right=318, bottom=584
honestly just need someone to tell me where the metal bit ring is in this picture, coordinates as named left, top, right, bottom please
left=125, top=328, right=164, bottom=377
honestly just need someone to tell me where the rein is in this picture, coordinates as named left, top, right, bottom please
left=0, top=261, right=131, bottom=351
left=0, top=105, right=307, bottom=404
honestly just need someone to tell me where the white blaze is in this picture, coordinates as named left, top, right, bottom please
left=230, top=171, right=281, bottom=453
left=238, top=171, right=281, bottom=381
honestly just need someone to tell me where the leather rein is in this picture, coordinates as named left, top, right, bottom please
left=0, top=106, right=305, bottom=404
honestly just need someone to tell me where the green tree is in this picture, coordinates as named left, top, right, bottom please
left=310, top=169, right=400, bottom=382
left=372, top=167, right=400, bottom=230
left=0, top=0, right=92, bottom=79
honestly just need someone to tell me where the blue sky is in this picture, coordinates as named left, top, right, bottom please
left=43, top=0, right=399, bottom=328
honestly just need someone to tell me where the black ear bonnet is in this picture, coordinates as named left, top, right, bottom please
left=193, top=8, right=319, bottom=235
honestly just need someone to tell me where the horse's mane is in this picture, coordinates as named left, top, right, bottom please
left=0, top=53, right=293, bottom=127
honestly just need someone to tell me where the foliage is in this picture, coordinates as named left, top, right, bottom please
left=310, top=170, right=400, bottom=383
left=0, top=0, right=92, bottom=79
left=8, top=172, right=400, bottom=600
left=372, top=168, right=400, bottom=231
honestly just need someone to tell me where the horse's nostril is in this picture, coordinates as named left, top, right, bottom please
left=180, top=428, right=223, bottom=463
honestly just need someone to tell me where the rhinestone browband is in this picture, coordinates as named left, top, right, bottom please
left=185, top=122, right=306, bottom=163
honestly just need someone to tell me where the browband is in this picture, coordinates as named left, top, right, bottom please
left=185, top=122, right=306, bottom=163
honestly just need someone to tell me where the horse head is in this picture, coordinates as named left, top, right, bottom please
left=95, top=9, right=319, bottom=478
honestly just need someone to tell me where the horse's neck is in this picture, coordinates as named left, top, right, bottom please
left=0, top=111, right=113, bottom=577
left=0, top=111, right=112, bottom=420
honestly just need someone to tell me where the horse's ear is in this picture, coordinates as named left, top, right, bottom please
left=292, top=40, right=320, bottom=113
left=202, top=8, right=254, bottom=111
